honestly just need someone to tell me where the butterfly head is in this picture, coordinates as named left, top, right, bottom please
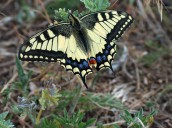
left=68, top=13, right=81, bottom=29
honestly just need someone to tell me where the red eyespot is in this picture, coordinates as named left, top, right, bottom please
left=88, top=58, right=97, bottom=65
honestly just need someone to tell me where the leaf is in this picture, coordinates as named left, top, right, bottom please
left=46, top=0, right=80, bottom=17
left=113, top=123, right=121, bottom=128
left=39, top=87, right=61, bottom=110
left=0, top=111, right=8, bottom=119
left=81, top=92, right=125, bottom=110
left=16, top=56, right=28, bottom=84
left=36, top=118, right=61, bottom=128
left=84, top=118, right=96, bottom=127
left=15, top=57, right=32, bottom=96
left=54, top=8, right=68, bottom=21
left=53, top=109, right=95, bottom=128
left=120, top=109, right=157, bottom=127
left=80, top=0, right=110, bottom=11
left=136, top=108, right=143, bottom=119
left=0, top=111, right=15, bottom=128
left=120, top=110, right=135, bottom=126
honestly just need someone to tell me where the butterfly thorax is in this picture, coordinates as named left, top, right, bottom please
left=68, top=13, right=81, bottom=30
left=68, top=13, right=91, bottom=56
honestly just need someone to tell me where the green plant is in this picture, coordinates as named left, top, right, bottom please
left=120, top=109, right=157, bottom=128
left=53, top=109, right=95, bottom=128
left=0, top=111, right=15, bottom=128
left=54, top=0, right=111, bottom=21
left=36, top=118, right=61, bottom=128
left=79, top=92, right=126, bottom=111
left=39, top=87, right=61, bottom=110
left=13, top=57, right=32, bottom=96
left=46, top=0, right=81, bottom=17
left=15, top=97, right=38, bottom=124
left=1, top=57, right=32, bottom=108
left=54, top=8, right=69, bottom=22
left=80, top=0, right=110, bottom=11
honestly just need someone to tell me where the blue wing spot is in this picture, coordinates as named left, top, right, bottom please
left=73, top=61, right=78, bottom=67
left=107, top=45, right=111, bottom=50
left=79, top=64, right=83, bottom=69
left=102, top=55, right=107, bottom=61
left=104, top=50, right=109, bottom=55
left=83, top=61, right=89, bottom=68
left=97, top=56, right=102, bottom=63
left=66, top=59, right=71, bottom=64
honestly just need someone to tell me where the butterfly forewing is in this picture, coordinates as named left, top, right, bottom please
left=19, top=23, right=72, bottom=62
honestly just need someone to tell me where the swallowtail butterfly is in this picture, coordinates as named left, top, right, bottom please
left=18, top=10, right=134, bottom=88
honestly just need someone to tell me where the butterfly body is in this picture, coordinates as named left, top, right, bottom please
left=18, top=10, right=134, bottom=88
left=69, top=13, right=92, bottom=55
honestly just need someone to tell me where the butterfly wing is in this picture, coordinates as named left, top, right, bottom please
left=18, top=23, right=92, bottom=87
left=81, top=10, right=134, bottom=70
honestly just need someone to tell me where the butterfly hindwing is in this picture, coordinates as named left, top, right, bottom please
left=81, top=10, right=134, bottom=70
